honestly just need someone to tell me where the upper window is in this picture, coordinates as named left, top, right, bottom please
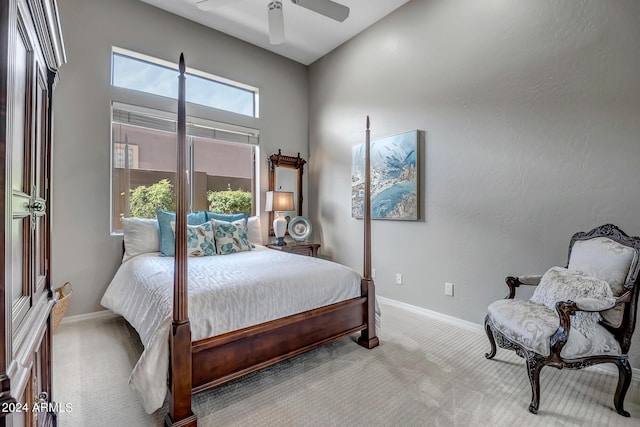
left=111, top=48, right=258, bottom=117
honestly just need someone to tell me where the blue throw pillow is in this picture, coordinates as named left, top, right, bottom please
left=156, top=209, right=207, bottom=257
left=205, top=211, right=248, bottom=224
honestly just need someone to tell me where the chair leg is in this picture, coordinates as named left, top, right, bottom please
left=614, top=358, right=632, bottom=417
left=526, top=355, right=543, bottom=414
left=484, top=316, right=497, bottom=359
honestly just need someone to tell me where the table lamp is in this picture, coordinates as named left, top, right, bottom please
left=265, top=191, right=294, bottom=246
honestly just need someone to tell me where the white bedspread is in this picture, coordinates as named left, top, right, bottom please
left=100, top=245, right=362, bottom=413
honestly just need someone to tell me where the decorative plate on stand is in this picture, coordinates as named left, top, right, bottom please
left=288, top=216, right=312, bottom=242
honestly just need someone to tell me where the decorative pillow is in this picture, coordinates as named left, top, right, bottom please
left=156, top=210, right=207, bottom=257
left=206, top=211, right=248, bottom=224
left=530, top=266, right=613, bottom=338
left=170, top=221, right=216, bottom=257
left=247, top=216, right=262, bottom=245
left=568, top=237, right=635, bottom=296
left=212, top=219, right=252, bottom=255
left=122, top=217, right=160, bottom=262
left=568, top=237, right=636, bottom=328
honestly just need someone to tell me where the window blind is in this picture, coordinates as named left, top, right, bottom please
left=112, top=106, right=260, bottom=146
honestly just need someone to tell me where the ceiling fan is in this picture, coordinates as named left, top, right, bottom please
left=192, top=0, right=350, bottom=45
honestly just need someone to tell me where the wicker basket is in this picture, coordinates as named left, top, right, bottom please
left=52, top=282, right=72, bottom=333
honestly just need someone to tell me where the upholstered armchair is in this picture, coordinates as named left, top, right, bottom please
left=484, top=224, right=640, bottom=416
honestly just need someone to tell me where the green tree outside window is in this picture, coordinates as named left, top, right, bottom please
left=207, top=184, right=252, bottom=214
left=129, top=179, right=176, bottom=218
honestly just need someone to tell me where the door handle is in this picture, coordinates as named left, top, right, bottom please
left=28, top=201, right=46, bottom=212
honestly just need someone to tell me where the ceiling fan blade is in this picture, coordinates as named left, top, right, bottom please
left=291, top=0, right=349, bottom=22
left=268, top=1, right=285, bottom=45
left=194, top=0, right=238, bottom=12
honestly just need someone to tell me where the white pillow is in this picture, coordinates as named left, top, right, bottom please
left=568, top=237, right=635, bottom=296
left=530, top=266, right=613, bottom=338
left=247, top=216, right=262, bottom=245
left=122, top=218, right=160, bottom=262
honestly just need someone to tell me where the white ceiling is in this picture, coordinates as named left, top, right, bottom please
left=139, top=0, right=411, bottom=65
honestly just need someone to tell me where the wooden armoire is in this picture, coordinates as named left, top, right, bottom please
left=0, top=0, right=65, bottom=425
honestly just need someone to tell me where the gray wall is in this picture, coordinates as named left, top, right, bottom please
left=308, top=0, right=640, bottom=367
left=52, top=0, right=309, bottom=316
left=53, top=0, right=640, bottom=368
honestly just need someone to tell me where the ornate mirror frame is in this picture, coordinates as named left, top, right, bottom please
left=268, top=150, right=306, bottom=235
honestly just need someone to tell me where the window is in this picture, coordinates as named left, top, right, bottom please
left=110, top=48, right=260, bottom=233
left=112, top=48, right=258, bottom=117
left=111, top=105, right=259, bottom=232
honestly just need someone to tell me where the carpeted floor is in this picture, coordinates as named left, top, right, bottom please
left=53, top=300, right=640, bottom=426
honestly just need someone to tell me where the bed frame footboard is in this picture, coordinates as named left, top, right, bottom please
left=192, top=297, right=368, bottom=391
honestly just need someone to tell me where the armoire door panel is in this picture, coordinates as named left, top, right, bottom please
left=10, top=218, right=25, bottom=308
left=11, top=25, right=30, bottom=194
left=10, top=216, right=31, bottom=334
left=34, top=67, right=50, bottom=289
left=34, top=70, right=48, bottom=199
left=33, top=329, right=50, bottom=427
left=34, top=218, right=46, bottom=295
left=2, top=0, right=64, bottom=423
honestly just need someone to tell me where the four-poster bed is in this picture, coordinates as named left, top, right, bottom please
left=107, top=54, right=378, bottom=427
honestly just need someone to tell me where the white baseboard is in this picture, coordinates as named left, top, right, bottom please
left=378, top=296, right=484, bottom=333
left=377, top=296, right=640, bottom=378
left=60, top=309, right=120, bottom=325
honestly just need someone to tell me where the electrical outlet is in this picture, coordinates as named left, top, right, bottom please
left=396, top=273, right=402, bottom=285
left=372, top=268, right=376, bottom=279
left=445, top=282, right=454, bottom=296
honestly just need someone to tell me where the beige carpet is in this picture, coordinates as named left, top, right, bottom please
left=53, top=300, right=640, bottom=426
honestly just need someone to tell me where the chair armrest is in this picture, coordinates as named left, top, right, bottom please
left=549, top=300, right=577, bottom=356
left=572, top=297, right=616, bottom=312
left=518, top=275, right=542, bottom=285
left=504, top=275, right=542, bottom=299
left=549, top=296, right=616, bottom=357
left=616, top=289, right=633, bottom=303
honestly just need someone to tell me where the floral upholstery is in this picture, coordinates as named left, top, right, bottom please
left=568, top=237, right=637, bottom=327
left=488, top=300, right=557, bottom=356
left=488, top=299, right=621, bottom=358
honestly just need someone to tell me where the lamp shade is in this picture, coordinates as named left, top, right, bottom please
left=265, top=191, right=294, bottom=212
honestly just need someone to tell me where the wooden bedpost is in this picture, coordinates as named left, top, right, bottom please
left=358, top=116, right=379, bottom=349
left=165, top=53, right=197, bottom=427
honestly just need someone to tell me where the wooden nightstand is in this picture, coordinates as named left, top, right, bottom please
left=266, top=243, right=320, bottom=257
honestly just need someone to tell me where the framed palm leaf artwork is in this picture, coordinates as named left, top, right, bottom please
left=352, top=130, right=420, bottom=220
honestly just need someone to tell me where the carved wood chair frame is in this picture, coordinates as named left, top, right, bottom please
left=484, top=224, right=640, bottom=417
